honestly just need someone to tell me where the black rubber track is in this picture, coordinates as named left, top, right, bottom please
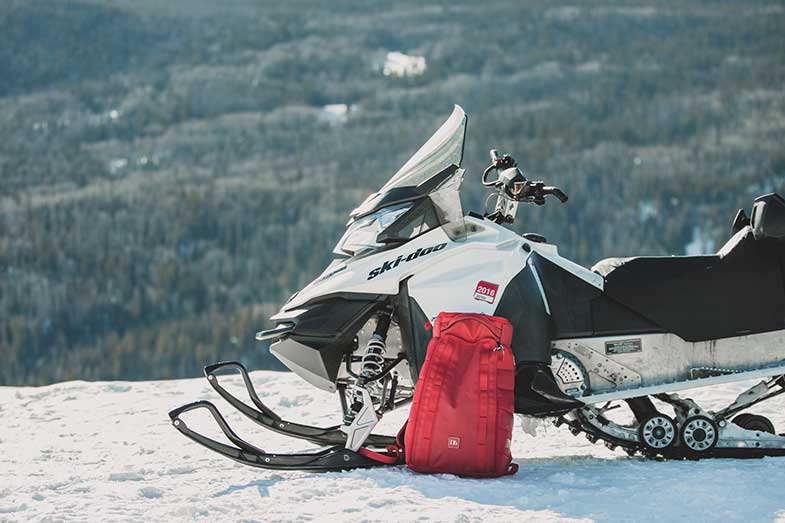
left=568, top=407, right=785, bottom=460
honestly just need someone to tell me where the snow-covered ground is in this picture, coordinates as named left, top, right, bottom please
left=2, top=371, right=785, bottom=522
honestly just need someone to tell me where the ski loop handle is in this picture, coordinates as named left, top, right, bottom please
left=168, top=400, right=389, bottom=471
left=203, top=360, right=398, bottom=448
left=169, top=400, right=266, bottom=455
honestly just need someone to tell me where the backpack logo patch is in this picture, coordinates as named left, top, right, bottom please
left=473, top=281, right=499, bottom=304
left=447, top=436, right=461, bottom=449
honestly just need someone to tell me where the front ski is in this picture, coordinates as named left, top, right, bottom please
left=168, top=400, right=393, bottom=471
left=202, top=361, right=399, bottom=448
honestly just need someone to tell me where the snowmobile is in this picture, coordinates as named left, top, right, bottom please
left=170, top=105, right=785, bottom=471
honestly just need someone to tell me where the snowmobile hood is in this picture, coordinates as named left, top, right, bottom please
left=280, top=225, right=455, bottom=314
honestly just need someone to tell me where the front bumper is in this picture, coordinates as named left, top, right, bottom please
left=262, top=294, right=386, bottom=392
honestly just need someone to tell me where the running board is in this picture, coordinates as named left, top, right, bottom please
left=203, top=361, right=398, bottom=448
left=579, top=364, right=785, bottom=405
left=168, top=401, right=390, bottom=472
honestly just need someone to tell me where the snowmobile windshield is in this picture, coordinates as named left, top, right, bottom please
left=378, top=104, right=467, bottom=193
left=335, top=106, right=468, bottom=257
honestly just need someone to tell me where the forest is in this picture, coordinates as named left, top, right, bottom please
left=1, top=0, right=784, bottom=385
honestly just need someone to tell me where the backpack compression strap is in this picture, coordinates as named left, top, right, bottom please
left=357, top=422, right=407, bottom=465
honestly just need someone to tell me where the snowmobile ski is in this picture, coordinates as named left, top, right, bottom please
left=168, top=400, right=392, bottom=472
left=203, top=361, right=398, bottom=448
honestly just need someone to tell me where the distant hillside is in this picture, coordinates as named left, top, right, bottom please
left=1, top=0, right=784, bottom=385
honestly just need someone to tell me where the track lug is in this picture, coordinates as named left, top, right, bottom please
left=623, top=447, right=638, bottom=457
left=569, top=426, right=582, bottom=436
left=585, top=433, right=598, bottom=443
left=553, top=417, right=565, bottom=427
left=605, top=442, right=617, bottom=451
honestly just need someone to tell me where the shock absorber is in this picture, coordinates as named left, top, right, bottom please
left=359, top=309, right=392, bottom=384
left=342, top=307, right=392, bottom=427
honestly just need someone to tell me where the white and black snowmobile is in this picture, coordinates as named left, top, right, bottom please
left=170, top=105, right=785, bottom=471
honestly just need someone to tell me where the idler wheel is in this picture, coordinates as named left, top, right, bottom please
left=680, top=416, right=718, bottom=452
left=638, top=414, right=677, bottom=451
left=732, top=413, right=775, bottom=435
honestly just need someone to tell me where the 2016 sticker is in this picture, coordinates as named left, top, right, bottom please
left=474, top=281, right=499, bottom=304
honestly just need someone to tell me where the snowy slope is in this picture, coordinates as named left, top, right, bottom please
left=2, top=370, right=785, bottom=523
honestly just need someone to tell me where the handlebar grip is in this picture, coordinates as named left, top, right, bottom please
left=489, top=149, right=500, bottom=162
left=548, top=187, right=568, bottom=203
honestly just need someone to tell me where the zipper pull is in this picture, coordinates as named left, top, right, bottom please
left=493, top=343, right=504, bottom=352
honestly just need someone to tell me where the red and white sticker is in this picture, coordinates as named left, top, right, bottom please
left=473, top=281, right=499, bottom=304
left=447, top=436, right=461, bottom=449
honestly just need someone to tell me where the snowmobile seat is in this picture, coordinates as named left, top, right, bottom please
left=592, top=225, right=785, bottom=342
left=590, top=254, right=717, bottom=282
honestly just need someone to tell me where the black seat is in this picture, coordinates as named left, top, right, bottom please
left=592, top=226, right=785, bottom=342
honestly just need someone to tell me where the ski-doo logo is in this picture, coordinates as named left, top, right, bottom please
left=367, top=243, right=447, bottom=280
left=447, top=436, right=461, bottom=449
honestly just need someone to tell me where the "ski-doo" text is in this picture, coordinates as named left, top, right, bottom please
left=367, top=243, right=447, bottom=280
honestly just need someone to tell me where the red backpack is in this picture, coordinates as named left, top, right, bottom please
left=361, top=313, right=518, bottom=477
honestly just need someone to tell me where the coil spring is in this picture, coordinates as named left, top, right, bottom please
left=360, top=335, right=386, bottom=379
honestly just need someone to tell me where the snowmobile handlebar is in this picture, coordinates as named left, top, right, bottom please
left=483, top=149, right=568, bottom=205
left=523, top=181, right=569, bottom=205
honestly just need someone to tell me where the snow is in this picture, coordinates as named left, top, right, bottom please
left=2, top=371, right=785, bottom=522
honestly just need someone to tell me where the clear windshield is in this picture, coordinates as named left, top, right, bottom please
left=350, top=105, right=467, bottom=219
left=336, top=106, right=468, bottom=257
left=380, top=105, right=467, bottom=192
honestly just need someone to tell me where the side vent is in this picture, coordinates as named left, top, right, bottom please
left=731, top=208, right=750, bottom=235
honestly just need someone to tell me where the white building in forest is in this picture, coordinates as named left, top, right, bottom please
left=383, top=52, right=427, bottom=77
